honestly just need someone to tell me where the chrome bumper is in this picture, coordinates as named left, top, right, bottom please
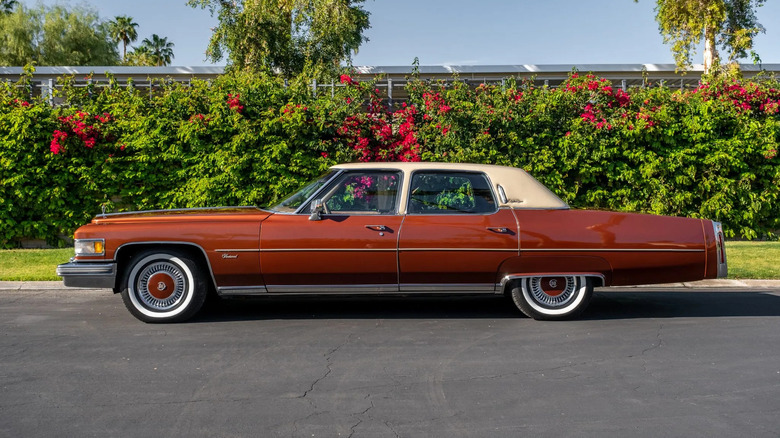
left=56, top=261, right=117, bottom=288
left=713, top=222, right=728, bottom=278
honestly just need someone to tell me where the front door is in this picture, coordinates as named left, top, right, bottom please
left=260, top=170, right=403, bottom=293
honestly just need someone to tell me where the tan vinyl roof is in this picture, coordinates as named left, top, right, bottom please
left=332, top=162, right=569, bottom=210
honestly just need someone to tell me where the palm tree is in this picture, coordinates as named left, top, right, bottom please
left=108, top=15, right=139, bottom=61
left=124, top=45, right=154, bottom=66
left=141, top=34, right=174, bottom=66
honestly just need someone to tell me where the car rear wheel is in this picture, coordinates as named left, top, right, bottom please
left=120, top=250, right=207, bottom=323
left=509, top=275, right=593, bottom=320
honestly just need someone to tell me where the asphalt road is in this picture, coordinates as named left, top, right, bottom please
left=2, top=287, right=780, bottom=437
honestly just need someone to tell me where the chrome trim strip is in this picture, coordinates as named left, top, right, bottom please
left=98, top=206, right=257, bottom=217
left=217, top=285, right=268, bottom=296
left=399, top=283, right=497, bottom=293
left=215, top=249, right=260, bottom=253
left=57, top=262, right=115, bottom=275
left=400, top=248, right=518, bottom=252
left=500, top=273, right=606, bottom=290
left=520, top=248, right=705, bottom=253
left=265, top=284, right=399, bottom=293
left=259, top=247, right=516, bottom=252
left=237, top=283, right=502, bottom=294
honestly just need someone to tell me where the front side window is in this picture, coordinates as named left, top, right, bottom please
left=408, top=171, right=496, bottom=214
left=321, top=171, right=402, bottom=215
left=270, top=170, right=339, bottom=213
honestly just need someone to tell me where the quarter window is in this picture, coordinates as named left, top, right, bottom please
left=408, top=172, right=497, bottom=214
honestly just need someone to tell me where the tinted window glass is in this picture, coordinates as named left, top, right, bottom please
left=408, top=172, right=496, bottom=214
left=322, top=171, right=401, bottom=214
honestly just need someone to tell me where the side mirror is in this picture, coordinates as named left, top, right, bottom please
left=309, top=199, right=324, bottom=221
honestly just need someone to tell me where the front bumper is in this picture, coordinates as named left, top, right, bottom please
left=56, top=260, right=117, bottom=288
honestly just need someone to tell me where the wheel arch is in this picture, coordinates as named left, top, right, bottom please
left=497, top=254, right=612, bottom=294
left=113, top=242, right=217, bottom=293
left=500, top=272, right=605, bottom=295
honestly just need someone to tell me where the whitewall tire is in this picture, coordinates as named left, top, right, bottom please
left=120, top=250, right=207, bottom=323
left=510, top=275, right=593, bottom=320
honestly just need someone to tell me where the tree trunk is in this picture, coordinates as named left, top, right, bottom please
left=703, top=25, right=719, bottom=74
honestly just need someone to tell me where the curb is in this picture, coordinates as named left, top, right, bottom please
left=2, top=279, right=780, bottom=291
left=620, top=279, right=780, bottom=289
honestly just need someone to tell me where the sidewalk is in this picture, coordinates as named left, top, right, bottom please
left=2, top=279, right=780, bottom=290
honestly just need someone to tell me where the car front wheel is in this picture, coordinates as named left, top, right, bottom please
left=120, top=250, right=207, bottom=323
left=510, top=275, right=593, bottom=320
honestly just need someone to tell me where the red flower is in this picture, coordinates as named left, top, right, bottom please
left=227, top=94, right=244, bottom=113
left=50, top=130, right=68, bottom=155
left=340, top=74, right=359, bottom=86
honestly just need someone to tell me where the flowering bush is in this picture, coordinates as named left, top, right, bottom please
left=0, top=68, right=779, bottom=247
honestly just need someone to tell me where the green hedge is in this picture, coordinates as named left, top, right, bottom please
left=1, top=68, right=779, bottom=247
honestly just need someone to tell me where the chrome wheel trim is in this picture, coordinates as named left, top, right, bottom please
left=136, top=261, right=186, bottom=311
left=521, top=275, right=588, bottom=316
left=127, top=254, right=195, bottom=319
left=528, top=276, right=576, bottom=308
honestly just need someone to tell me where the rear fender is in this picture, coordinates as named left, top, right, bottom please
left=497, top=255, right=612, bottom=291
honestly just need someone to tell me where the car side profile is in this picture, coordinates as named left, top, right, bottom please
left=57, top=162, right=728, bottom=323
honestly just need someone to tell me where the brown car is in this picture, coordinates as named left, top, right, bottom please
left=57, top=162, right=728, bottom=323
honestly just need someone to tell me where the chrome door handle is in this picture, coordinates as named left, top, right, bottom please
left=486, top=227, right=509, bottom=233
left=365, top=225, right=388, bottom=231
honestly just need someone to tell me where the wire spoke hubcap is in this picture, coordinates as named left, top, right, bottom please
left=136, top=261, right=186, bottom=311
left=529, top=276, right=577, bottom=308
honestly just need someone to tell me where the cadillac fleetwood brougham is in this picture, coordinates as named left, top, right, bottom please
left=57, top=162, right=728, bottom=322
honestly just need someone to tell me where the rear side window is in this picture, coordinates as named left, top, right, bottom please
left=408, top=172, right=497, bottom=214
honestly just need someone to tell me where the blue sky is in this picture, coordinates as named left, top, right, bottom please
left=19, top=0, right=780, bottom=67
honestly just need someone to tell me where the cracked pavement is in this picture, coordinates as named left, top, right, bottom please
left=2, top=287, right=780, bottom=437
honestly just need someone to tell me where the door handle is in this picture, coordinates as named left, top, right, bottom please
left=365, top=225, right=388, bottom=231
left=486, top=227, right=510, bottom=233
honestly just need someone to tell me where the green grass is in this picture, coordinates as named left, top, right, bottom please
left=0, top=242, right=778, bottom=281
left=724, top=241, right=780, bottom=280
left=0, top=248, right=73, bottom=281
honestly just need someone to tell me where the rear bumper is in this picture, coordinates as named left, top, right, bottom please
left=56, top=261, right=116, bottom=288
left=712, top=222, right=728, bottom=278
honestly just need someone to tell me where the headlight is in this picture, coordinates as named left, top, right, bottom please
left=75, top=239, right=105, bottom=256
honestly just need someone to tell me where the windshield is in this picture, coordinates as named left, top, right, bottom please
left=269, top=170, right=339, bottom=213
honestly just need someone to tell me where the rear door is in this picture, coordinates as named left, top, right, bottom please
left=398, top=171, right=519, bottom=292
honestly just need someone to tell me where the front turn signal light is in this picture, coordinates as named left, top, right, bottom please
left=75, top=239, right=105, bottom=256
